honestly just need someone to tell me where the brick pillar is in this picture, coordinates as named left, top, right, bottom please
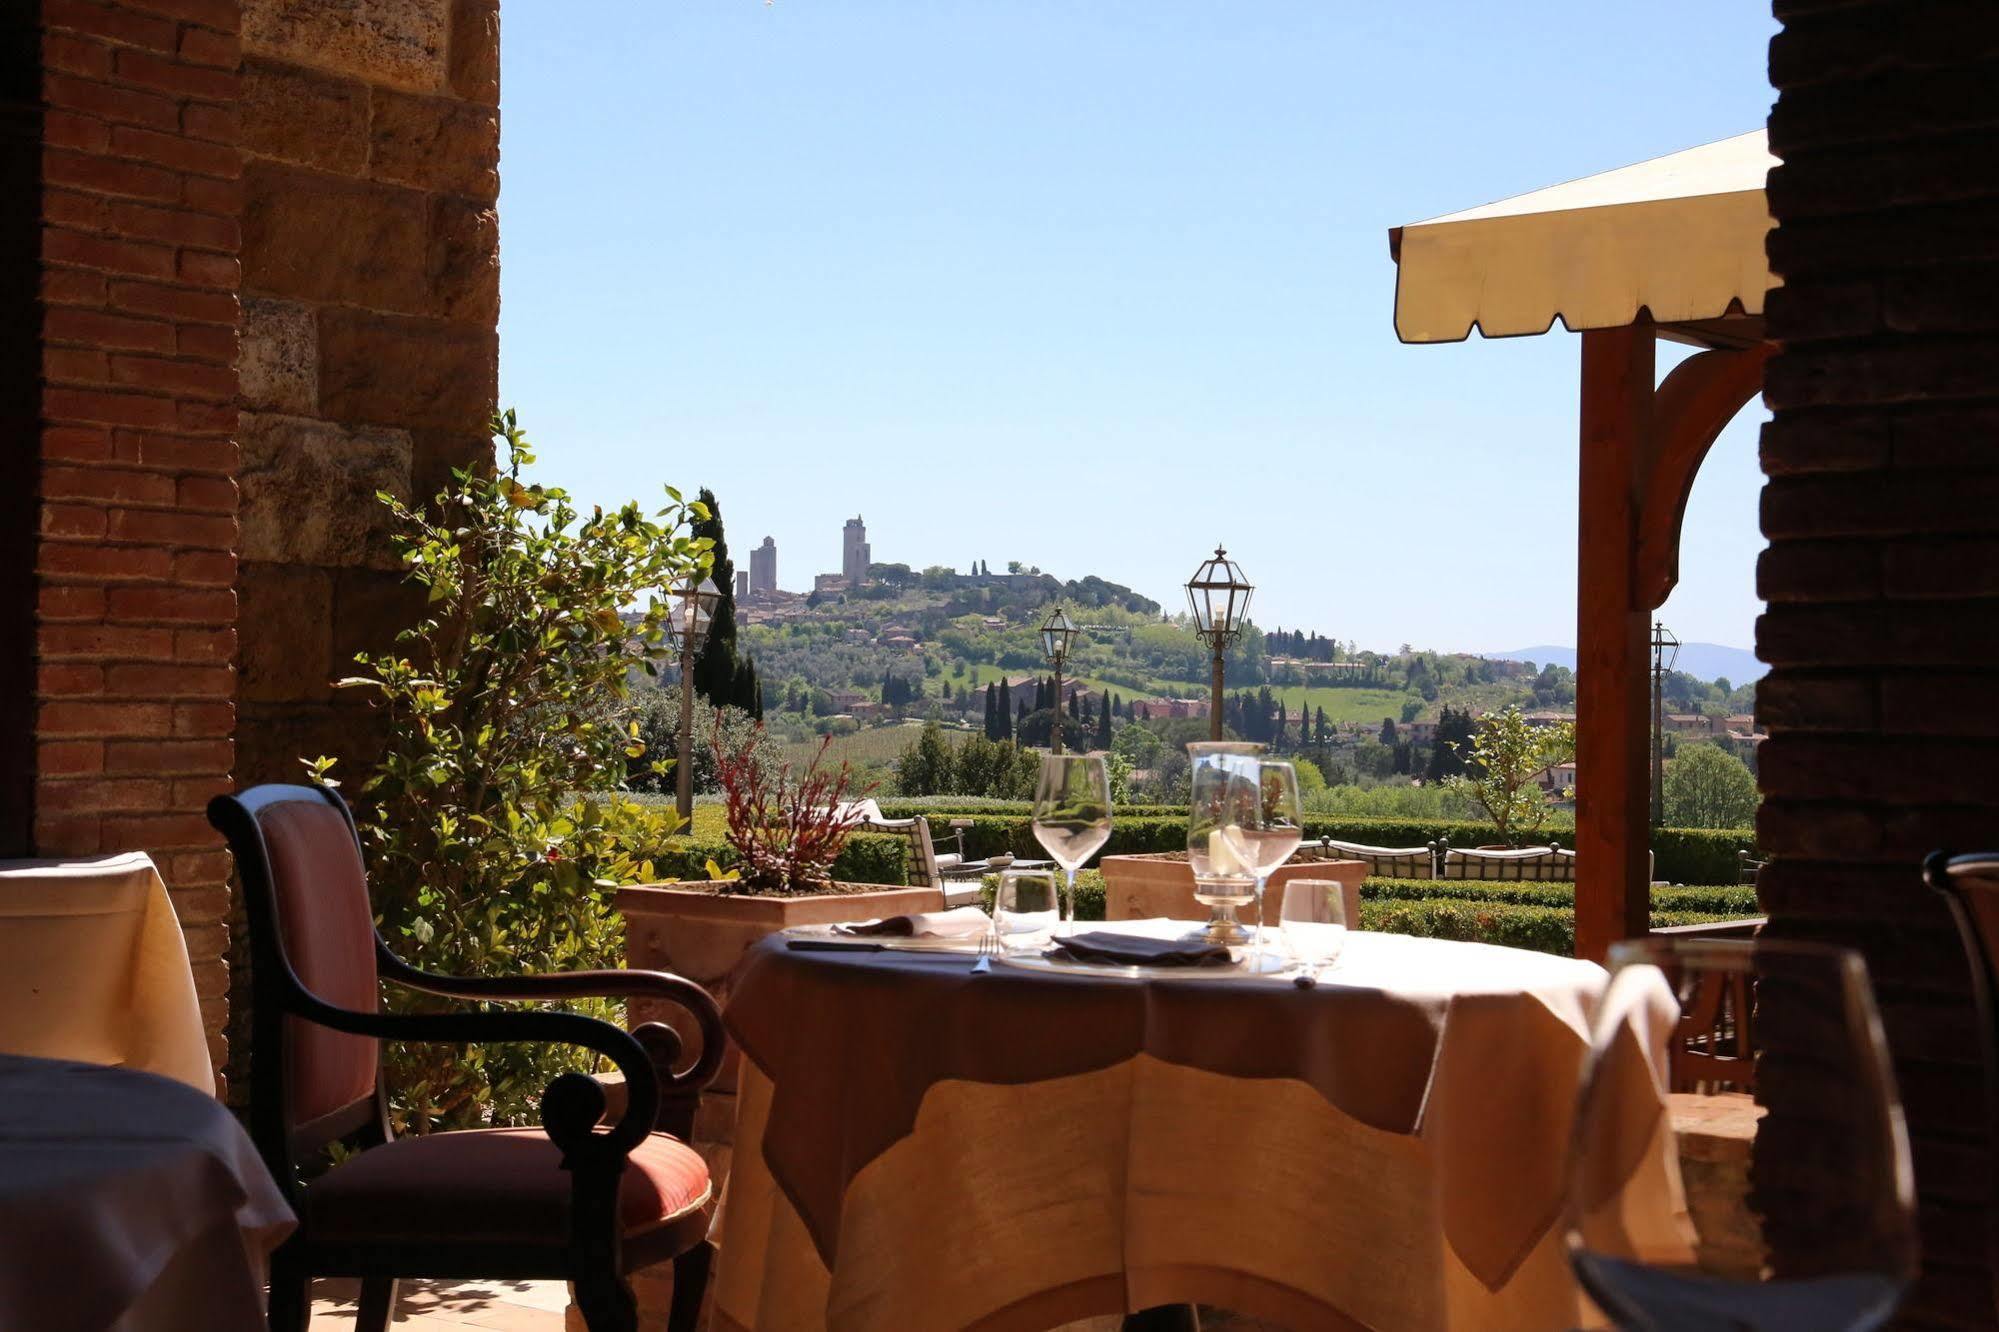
left=232, top=0, right=498, bottom=787
left=29, top=0, right=244, bottom=1076
left=1759, top=2, right=1999, bottom=1323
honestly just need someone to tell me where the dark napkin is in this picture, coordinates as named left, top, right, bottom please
left=1048, top=931, right=1234, bottom=968
left=837, top=906, right=989, bottom=939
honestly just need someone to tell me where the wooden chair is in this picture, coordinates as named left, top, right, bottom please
left=1928, top=850, right=1999, bottom=1307
left=208, top=784, right=725, bottom=1332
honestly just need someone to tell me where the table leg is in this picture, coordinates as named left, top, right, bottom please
left=1121, top=1306, right=1199, bottom=1331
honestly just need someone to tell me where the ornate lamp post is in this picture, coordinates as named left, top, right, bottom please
left=1039, top=604, right=1079, bottom=754
left=1186, top=546, right=1254, bottom=742
left=670, top=575, right=722, bottom=823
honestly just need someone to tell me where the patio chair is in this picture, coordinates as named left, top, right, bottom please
left=1318, top=837, right=1437, bottom=878
left=208, top=784, right=725, bottom=1332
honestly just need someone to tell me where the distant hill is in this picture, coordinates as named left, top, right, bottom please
left=1487, top=643, right=1765, bottom=685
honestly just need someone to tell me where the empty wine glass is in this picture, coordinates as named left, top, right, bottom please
left=993, top=869, right=1060, bottom=955
left=1566, top=937, right=1916, bottom=1331
left=1186, top=743, right=1262, bottom=944
left=1279, top=878, right=1347, bottom=982
left=1031, top=754, right=1112, bottom=934
left=1222, top=758, right=1303, bottom=956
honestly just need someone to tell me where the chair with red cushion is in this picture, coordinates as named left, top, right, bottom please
left=209, top=784, right=725, bottom=1332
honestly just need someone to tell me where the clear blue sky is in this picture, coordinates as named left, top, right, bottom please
left=498, top=1, right=1778, bottom=654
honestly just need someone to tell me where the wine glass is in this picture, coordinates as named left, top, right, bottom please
left=1566, top=937, right=1915, bottom=1331
left=1186, top=743, right=1262, bottom=944
left=1031, top=754, right=1112, bottom=934
left=1279, top=878, right=1347, bottom=983
left=1221, top=758, right=1303, bottom=956
left=993, top=869, right=1060, bottom=955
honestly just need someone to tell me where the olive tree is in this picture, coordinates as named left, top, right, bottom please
left=1444, top=705, right=1576, bottom=845
left=1663, top=742, right=1759, bottom=830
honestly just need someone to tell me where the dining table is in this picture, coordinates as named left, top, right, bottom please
left=0, top=1054, right=295, bottom=1332
left=710, top=918, right=1669, bottom=1332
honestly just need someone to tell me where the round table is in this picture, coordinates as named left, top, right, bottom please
left=710, top=920, right=1649, bottom=1332
left=0, top=1055, right=294, bottom=1332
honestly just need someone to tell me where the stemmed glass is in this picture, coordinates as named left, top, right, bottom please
left=1279, top=878, right=1348, bottom=984
left=1222, top=758, right=1303, bottom=957
left=1566, top=938, right=1915, bottom=1331
left=1031, top=754, right=1112, bottom=935
left=1186, top=744, right=1261, bottom=944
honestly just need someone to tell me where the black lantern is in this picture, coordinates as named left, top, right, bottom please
left=670, top=576, right=722, bottom=656
left=1186, top=547, right=1253, bottom=740
left=1040, top=604, right=1078, bottom=669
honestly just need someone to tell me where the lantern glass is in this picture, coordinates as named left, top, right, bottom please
left=674, top=576, right=720, bottom=654
left=1040, top=605, right=1077, bottom=666
left=1185, top=548, right=1253, bottom=641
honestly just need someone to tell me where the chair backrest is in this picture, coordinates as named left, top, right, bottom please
left=209, top=784, right=383, bottom=1151
left=1441, top=846, right=1572, bottom=882
left=1319, top=838, right=1435, bottom=879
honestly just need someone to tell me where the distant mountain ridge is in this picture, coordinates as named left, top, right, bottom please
left=1486, top=642, right=1765, bottom=684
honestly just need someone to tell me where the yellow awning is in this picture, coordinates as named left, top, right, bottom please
left=1389, top=130, right=1778, bottom=343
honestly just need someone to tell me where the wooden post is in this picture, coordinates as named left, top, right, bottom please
left=1574, top=325, right=1656, bottom=962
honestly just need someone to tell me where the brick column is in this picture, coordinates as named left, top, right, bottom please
left=1760, top=2, right=1999, bottom=1322
left=31, top=0, right=243, bottom=1075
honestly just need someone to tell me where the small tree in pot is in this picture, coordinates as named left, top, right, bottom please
left=710, top=725, right=872, bottom=895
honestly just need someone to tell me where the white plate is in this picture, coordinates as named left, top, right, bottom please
left=781, top=923, right=987, bottom=953
left=993, top=947, right=1294, bottom=979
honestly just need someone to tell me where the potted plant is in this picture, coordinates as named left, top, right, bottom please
left=617, top=725, right=942, bottom=1110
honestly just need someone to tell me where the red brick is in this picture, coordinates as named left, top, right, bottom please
left=44, top=0, right=178, bottom=53
left=165, top=883, right=230, bottom=924
left=173, top=625, right=235, bottom=660
left=177, top=25, right=237, bottom=69
left=44, top=226, right=176, bottom=278
left=38, top=583, right=107, bottom=621
left=166, top=776, right=232, bottom=812
left=43, top=346, right=110, bottom=383
left=114, top=48, right=237, bottom=102
left=162, top=849, right=232, bottom=883
left=39, top=542, right=176, bottom=581
left=42, top=465, right=177, bottom=507
left=100, top=813, right=217, bottom=848
left=181, top=174, right=241, bottom=217
left=123, top=431, right=236, bottom=473
left=175, top=322, right=235, bottom=364
left=41, top=74, right=177, bottom=132
left=38, top=699, right=174, bottom=736
left=110, top=353, right=235, bottom=400
left=43, top=386, right=178, bottom=428
left=38, top=741, right=105, bottom=777
left=107, top=278, right=235, bottom=324
left=104, top=198, right=239, bottom=250
left=180, top=101, right=238, bottom=144
left=174, top=399, right=236, bottom=434
left=42, top=266, right=109, bottom=307
left=42, top=146, right=180, bottom=203
left=38, top=624, right=175, bottom=660
left=175, top=475, right=235, bottom=513
left=43, top=31, right=113, bottom=79
left=171, top=701, right=233, bottom=738
left=38, top=663, right=105, bottom=697
left=106, top=662, right=233, bottom=697
left=32, top=815, right=103, bottom=855
left=45, top=305, right=173, bottom=353
left=113, top=496, right=234, bottom=544
left=124, top=0, right=238, bottom=34
left=109, top=124, right=241, bottom=180
left=106, top=585, right=234, bottom=623
left=37, top=777, right=173, bottom=815
left=38, top=502, right=110, bottom=541
left=44, top=109, right=110, bottom=154
left=43, top=187, right=108, bottom=231
left=176, top=249, right=239, bottom=290
left=42, top=425, right=113, bottom=463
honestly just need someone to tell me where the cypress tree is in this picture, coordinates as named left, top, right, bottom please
left=1016, top=698, right=1028, bottom=732
left=984, top=682, right=998, bottom=739
left=690, top=487, right=742, bottom=708
left=998, top=678, right=1013, bottom=739
left=1096, top=696, right=1113, bottom=749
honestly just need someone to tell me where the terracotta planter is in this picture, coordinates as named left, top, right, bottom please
left=617, top=881, right=943, bottom=1097
left=1099, top=853, right=1365, bottom=929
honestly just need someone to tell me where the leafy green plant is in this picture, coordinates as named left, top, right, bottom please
left=1663, top=741, right=1760, bottom=829
left=1443, top=706, right=1576, bottom=845
left=319, top=409, right=712, bottom=1133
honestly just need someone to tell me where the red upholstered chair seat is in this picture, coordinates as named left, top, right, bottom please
left=305, top=1129, right=712, bottom=1244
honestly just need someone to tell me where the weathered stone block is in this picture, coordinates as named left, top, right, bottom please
left=409, top=425, right=491, bottom=504
left=238, top=412, right=413, bottom=569
left=234, top=699, right=380, bottom=790
left=449, top=0, right=498, bottom=106
left=329, top=567, right=430, bottom=671
left=239, top=297, right=316, bottom=413
left=237, top=564, right=334, bottom=705
left=241, top=58, right=367, bottom=175
left=242, top=0, right=451, bottom=94
left=243, top=164, right=427, bottom=314
left=318, top=307, right=496, bottom=430
left=370, top=87, right=497, bottom=201
left=426, top=195, right=497, bottom=324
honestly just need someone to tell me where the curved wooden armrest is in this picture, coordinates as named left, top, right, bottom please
left=286, top=983, right=661, bottom=1160
left=374, top=944, right=726, bottom=1105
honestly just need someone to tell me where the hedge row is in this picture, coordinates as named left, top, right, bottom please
left=1360, top=900, right=1740, bottom=958
left=1361, top=879, right=1762, bottom=917
left=902, top=809, right=1754, bottom=887
left=646, top=831, right=910, bottom=888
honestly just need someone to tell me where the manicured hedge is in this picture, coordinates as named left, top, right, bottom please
left=1360, top=879, right=1761, bottom=917
left=647, top=832, right=910, bottom=888
left=1359, top=898, right=1740, bottom=957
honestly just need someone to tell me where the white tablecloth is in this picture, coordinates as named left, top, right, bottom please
left=0, top=852, right=213, bottom=1090
left=0, top=1056, right=294, bottom=1331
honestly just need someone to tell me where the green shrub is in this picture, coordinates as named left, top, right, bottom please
left=1359, top=878, right=1761, bottom=917
left=1361, top=897, right=1746, bottom=957
left=646, top=831, right=909, bottom=887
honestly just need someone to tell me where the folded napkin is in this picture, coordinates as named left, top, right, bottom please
left=839, top=906, right=992, bottom=939
left=1048, top=931, right=1233, bottom=967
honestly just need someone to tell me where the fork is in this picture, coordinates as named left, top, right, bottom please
left=972, top=929, right=996, bottom=974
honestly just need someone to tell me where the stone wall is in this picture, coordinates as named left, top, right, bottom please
left=28, top=0, right=246, bottom=1074
left=1759, top=1, right=1999, bottom=1324
left=233, top=0, right=498, bottom=786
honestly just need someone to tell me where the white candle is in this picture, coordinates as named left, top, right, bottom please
left=1208, top=825, right=1248, bottom=877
